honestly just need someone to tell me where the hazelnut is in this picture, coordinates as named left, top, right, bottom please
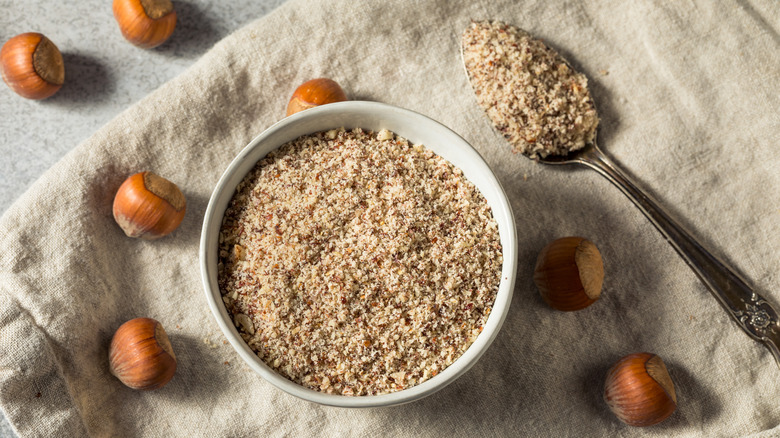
left=113, top=0, right=177, bottom=49
left=109, top=317, right=177, bottom=390
left=533, top=236, right=604, bottom=311
left=286, top=78, right=347, bottom=116
left=0, top=32, right=64, bottom=100
left=112, top=171, right=186, bottom=239
left=604, top=352, right=677, bottom=427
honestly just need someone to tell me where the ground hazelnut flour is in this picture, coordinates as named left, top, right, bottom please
left=218, top=128, right=503, bottom=396
left=462, top=20, right=599, bottom=158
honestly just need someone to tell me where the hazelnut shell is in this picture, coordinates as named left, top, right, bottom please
left=286, top=78, right=347, bottom=116
left=112, top=171, right=186, bottom=239
left=113, top=0, right=177, bottom=49
left=0, top=32, right=64, bottom=100
left=109, top=317, right=177, bottom=390
left=604, top=352, right=677, bottom=427
left=533, top=236, right=604, bottom=311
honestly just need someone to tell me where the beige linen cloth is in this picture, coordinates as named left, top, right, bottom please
left=1, top=0, right=779, bottom=436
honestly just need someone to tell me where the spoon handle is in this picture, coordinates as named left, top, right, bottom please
left=578, top=145, right=780, bottom=365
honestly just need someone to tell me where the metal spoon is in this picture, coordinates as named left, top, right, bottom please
left=461, top=29, right=780, bottom=367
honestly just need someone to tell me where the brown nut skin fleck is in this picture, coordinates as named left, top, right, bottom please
left=533, top=236, right=604, bottom=311
left=604, top=353, right=677, bottom=427
left=108, top=317, right=177, bottom=390
left=286, top=78, right=347, bottom=116
left=113, top=0, right=177, bottom=49
left=112, top=171, right=186, bottom=239
left=1, top=33, right=64, bottom=100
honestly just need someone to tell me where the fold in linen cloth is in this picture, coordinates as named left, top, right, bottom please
left=1, top=0, right=779, bottom=436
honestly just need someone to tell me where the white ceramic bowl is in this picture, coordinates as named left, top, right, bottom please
left=200, top=101, right=517, bottom=407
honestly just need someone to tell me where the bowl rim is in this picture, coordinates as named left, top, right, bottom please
left=199, top=101, right=517, bottom=408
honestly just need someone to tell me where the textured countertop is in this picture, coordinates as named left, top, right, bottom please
left=0, top=1, right=286, bottom=436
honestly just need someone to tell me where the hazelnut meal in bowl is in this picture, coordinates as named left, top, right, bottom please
left=200, top=102, right=517, bottom=407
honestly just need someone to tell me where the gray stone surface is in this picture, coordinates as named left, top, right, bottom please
left=0, top=1, right=286, bottom=436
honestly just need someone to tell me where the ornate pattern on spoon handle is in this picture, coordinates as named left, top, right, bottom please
left=577, top=145, right=780, bottom=366
left=457, top=26, right=780, bottom=366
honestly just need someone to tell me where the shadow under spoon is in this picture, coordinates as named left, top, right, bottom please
left=460, top=28, right=780, bottom=367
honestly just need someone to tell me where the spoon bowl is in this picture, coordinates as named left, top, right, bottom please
left=461, top=21, right=780, bottom=367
